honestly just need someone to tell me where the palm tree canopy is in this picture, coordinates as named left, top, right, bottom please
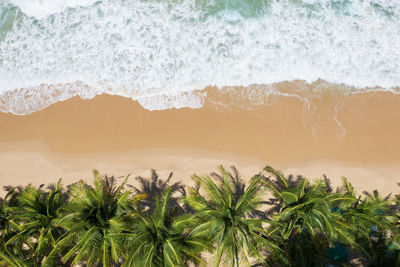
left=1, top=166, right=399, bottom=266
left=0, top=187, right=26, bottom=267
left=185, top=165, right=281, bottom=267
left=43, top=170, right=143, bottom=267
left=262, top=166, right=355, bottom=244
left=0, top=180, right=68, bottom=266
left=123, top=187, right=210, bottom=267
left=343, top=188, right=395, bottom=233
left=0, top=187, right=21, bottom=244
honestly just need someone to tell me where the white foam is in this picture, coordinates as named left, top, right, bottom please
left=138, top=91, right=205, bottom=111
left=6, top=0, right=98, bottom=18
left=0, top=0, right=400, bottom=114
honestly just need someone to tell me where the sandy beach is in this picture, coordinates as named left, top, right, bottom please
left=1, top=91, right=400, bottom=195
left=2, top=2, right=400, bottom=265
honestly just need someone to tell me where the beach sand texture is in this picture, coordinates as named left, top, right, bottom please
left=2, top=0, right=400, bottom=196
left=1, top=90, right=399, bottom=195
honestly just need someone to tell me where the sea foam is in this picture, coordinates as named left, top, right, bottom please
left=0, top=0, right=399, bottom=114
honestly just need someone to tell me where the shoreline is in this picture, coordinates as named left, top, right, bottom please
left=1, top=91, right=400, bottom=162
left=1, top=92, right=400, bottom=195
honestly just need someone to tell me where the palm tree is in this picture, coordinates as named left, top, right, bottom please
left=123, top=188, right=211, bottom=266
left=184, top=165, right=281, bottom=267
left=43, top=170, right=142, bottom=267
left=0, top=187, right=25, bottom=267
left=5, top=180, right=68, bottom=266
left=0, top=186, right=23, bottom=245
left=349, top=189, right=394, bottom=231
left=262, top=166, right=355, bottom=266
left=341, top=185, right=398, bottom=266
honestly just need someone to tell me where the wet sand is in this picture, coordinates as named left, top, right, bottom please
left=0, top=90, right=400, bottom=195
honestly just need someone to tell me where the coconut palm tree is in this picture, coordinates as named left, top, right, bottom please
left=43, top=170, right=142, bottom=267
left=185, top=165, right=281, bottom=267
left=5, top=180, right=68, bottom=266
left=0, top=187, right=25, bottom=267
left=343, top=188, right=394, bottom=234
left=341, top=185, right=398, bottom=266
left=262, top=166, right=355, bottom=266
left=0, top=186, right=23, bottom=245
left=123, top=187, right=211, bottom=267
left=388, top=189, right=400, bottom=265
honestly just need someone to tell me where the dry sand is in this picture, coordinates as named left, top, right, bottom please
left=0, top=91, right=400, bottom=195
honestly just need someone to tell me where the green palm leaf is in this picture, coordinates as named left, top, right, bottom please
left=185, top=165, right=282, bottom=267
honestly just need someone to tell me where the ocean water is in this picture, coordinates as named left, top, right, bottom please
left=0, top=0, right=399, bottom=114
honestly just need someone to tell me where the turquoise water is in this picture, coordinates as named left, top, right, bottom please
left=0, top=0, right=399, bottom=114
